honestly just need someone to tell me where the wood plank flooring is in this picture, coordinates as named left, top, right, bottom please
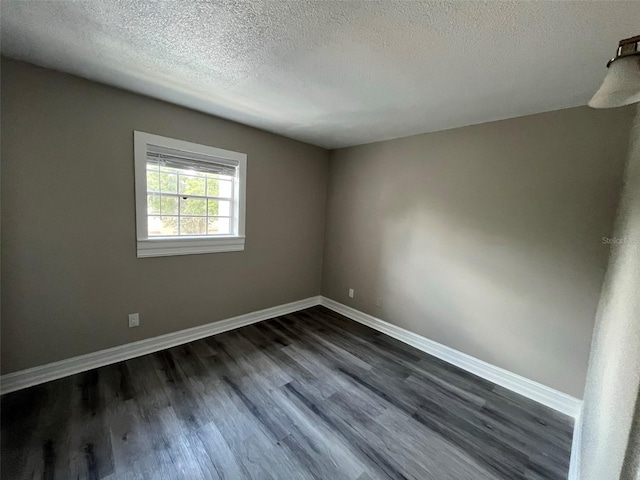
left=1, top=306, right=574, bottom=479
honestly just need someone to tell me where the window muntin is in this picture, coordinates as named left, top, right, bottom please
left=145, top=164, right=235, bottom=237
left=134, top=131, right=246, bottom=257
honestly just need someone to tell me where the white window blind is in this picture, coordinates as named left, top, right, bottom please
left=146, top=144, right=239, bottom=176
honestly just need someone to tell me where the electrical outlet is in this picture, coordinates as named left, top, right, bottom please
left=128, top=313, right=140, bottom=328
left=376, top=297, right=383, bottom=308
left=348, top=288, right=354, bottom=298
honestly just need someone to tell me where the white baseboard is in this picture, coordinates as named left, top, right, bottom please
left=0, top=296, right=322, bottom=395
left=320, top=296, right=582, bottom=418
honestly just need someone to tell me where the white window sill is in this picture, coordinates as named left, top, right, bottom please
left=137, top=236, right=245, bottom=258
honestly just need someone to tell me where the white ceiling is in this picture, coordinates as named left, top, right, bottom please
left=2, top=1, right=639, bottom=149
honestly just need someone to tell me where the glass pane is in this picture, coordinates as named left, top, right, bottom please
left=207, top=178, right=233, bottom=198
left=161, top=216, right=179, bottom=235
left=160, top=195, right=178, bottom=215
left=148, top=215, right=162, bottom=236
left=207, top=199, right=231, bottom=217
left=147, top=194, right=161, bottom=214
left=148, top=215, right=179, bottom=236
left=208, top=217, right=231, bottom=235
left=219, top=179, right=232, bottom=198
left=207, top=178, right=220, bottom=196
left=160, top=173, right=178, bottom=193
left=180, top=197, right=207, bottom=216
left=147, top=170, right=160, bottom=192
left=179, top=175, right=206, bottom=196
left=180, top=216, right=207, bottom=235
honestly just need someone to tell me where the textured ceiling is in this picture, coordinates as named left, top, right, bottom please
left=2, top=1, right=640, bottom=148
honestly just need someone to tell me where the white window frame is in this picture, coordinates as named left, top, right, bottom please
left=134, top=131, right=247, bottom=258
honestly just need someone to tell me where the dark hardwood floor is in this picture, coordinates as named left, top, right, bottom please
left=1, top=306, right=574, bottom=479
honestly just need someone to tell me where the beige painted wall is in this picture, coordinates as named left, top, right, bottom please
left=1, top=58, right=329, bottom=374
left=322, top=106, right=634, bottom=398
left=580, top=106, right=640, bottom=480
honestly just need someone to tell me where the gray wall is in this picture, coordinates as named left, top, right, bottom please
left=580, top=106, right=640, bottom=480
left=1, top=58, right=329, bottom=374
left=322, top=106, right=634, bottom=398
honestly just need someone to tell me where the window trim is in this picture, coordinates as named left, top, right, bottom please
left=134, top=131, right=247, bottom=258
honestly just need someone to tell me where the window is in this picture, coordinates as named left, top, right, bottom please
left=134, top=131, right=246, bottom=258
